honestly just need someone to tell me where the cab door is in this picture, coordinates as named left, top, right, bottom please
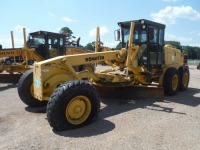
left=148, top=26, right=158, bottom=66
left=148, top=26, right=164, bottom=67
left=48, top=36, right=58, bottom=58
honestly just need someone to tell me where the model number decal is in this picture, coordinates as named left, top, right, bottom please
left=34, top=77, right=41, bottom=88
left=85, top=56, right=104, bottom=62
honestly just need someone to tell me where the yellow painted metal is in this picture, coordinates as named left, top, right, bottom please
left=23, top=28, right=29, bottom=67
left=33, top=51, right=124, bottom=100
left=30, top=83, right=34, bottom=97
left=95, top=27, right=100, bottom=52
left=11, top=31, right=15, bottom=48
left=157, top=45, right=186, bottom=86
left=1, top=28, right=92, bottom=74
left=33, top=21, right=188, bottom=101
left=0, top=48, right=44, bottom=73
left=172, top=74, right=178, bottom=91
left=0, top=28, right=45, bottom=73
left=126, top=22, right=135, bottom=74
left=66, top=47, right=93, bottom=55
left=64, top=60, right=81, bottom=80
left=164, top=45, right=184, bottom=66
left=23, top=28, right=27, bottom=49
left=183, top=71, right=189, bottom=87
left=66, top=96, right=91, bottom=125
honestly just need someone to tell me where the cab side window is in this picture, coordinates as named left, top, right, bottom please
left=149, top=27, right=158, bottom=44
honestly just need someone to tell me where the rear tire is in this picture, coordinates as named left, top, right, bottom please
left=47, top=80, right=100, bottom=131
left=179, top=66, right=189, bottom=91
left=163, top=68, right=180, bottom=96
left=18, top=69, right=47, bottom=107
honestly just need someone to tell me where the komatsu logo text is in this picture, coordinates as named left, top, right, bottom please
left=85, top=56, right=104, bottom=62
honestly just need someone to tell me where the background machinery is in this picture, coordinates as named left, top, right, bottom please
left=0, top=29, right=94, bottom=74
left=18, top=19, right=190, bottom=131
left=197, top=63, right=200, bottom=69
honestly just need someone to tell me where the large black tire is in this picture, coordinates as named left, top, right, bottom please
left=18, top=69, right=47, bottom=107
left=47, top=80, right=100, bottom=131
left=179, top=66, right=190, bottom=91
left=163, top=68, right=180, bottom=96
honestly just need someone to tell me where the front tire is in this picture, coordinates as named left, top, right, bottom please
left=163, top=68, right=180, bottom=96
left=18, top=69, right=47, bottom=107
left=47, top=80, right=100, bottom=131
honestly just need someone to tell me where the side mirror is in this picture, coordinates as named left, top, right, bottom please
left=114, top=29, right=121, bottom=41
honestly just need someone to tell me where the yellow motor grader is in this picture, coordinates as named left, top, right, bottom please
left=0, top=29, right=94, bottom=74
left=18, top=19, right=189, bottom=131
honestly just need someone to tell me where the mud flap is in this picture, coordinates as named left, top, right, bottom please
left=95, top=85, right=164, bottom=100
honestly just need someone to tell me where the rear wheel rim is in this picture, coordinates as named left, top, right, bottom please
left=183, top=72, right=189, bottom=87
left=172, top=74, right=178, bottom=91
left=66, top=96, right=91, bottom=125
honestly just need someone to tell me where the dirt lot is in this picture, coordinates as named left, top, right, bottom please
left=0, top=65, right=200, bottom=150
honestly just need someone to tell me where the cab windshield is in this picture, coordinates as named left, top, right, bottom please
left=123, top=27, right=147, bottom=44
left=29, top=35, right=45, bottom=46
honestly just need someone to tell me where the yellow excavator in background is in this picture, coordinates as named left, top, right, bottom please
left=18, top=19, right=190, bottom=131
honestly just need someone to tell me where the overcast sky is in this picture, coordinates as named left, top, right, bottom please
left=0, top=0, right=200, bottom=48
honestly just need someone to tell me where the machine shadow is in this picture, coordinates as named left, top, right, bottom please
left=30, top=86, right=199, bottom=137
left=164, top=87, right=200, bottom=107
left=99, top=86, right=200, bottom=119
left=54, top=86, right=173, bottom=137
left=0, top=73, right=22, bottom=83
left=25, top=106, right=47, bottom=113
left=54, top=118, right=116, bottom=138
left=0, top=83, right=18, bottom=91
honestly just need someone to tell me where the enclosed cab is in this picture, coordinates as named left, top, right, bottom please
left=116, top=19, right=189, bottom=94
left=117, top=19, right=166, bottom=70
left=28, top=31, right=67, bottom=59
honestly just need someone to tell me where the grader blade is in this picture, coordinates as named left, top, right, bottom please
left=96, top=85, right=164, bottom=100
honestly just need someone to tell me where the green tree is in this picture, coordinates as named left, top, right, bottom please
left=84, top=42, right=95, bottom=51
left=59, top=27, right=73, bottom=37
left=165, top=41, right=182, bottom=50
left=183, top=46, right=200, bottom=59
left=84, top=41, right=104, bottom=51
left=164, top=41, right=200, bottom=59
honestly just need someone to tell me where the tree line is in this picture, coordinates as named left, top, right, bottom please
left=165, top=41, right=200, bottom=60
left=84, top=41, right=200, bottom=60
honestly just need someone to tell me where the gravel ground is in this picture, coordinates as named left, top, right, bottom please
left=0, top=65, right=199, bottom=150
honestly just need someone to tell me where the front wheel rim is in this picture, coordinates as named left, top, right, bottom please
left=30, top=83, right=34, bottom=97
left=66, top=96, right=91, bottom=125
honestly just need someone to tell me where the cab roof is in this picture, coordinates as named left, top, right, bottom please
left=118, top=19, right=166, bottom=29
left=29, top=31, right=67, bottom=38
